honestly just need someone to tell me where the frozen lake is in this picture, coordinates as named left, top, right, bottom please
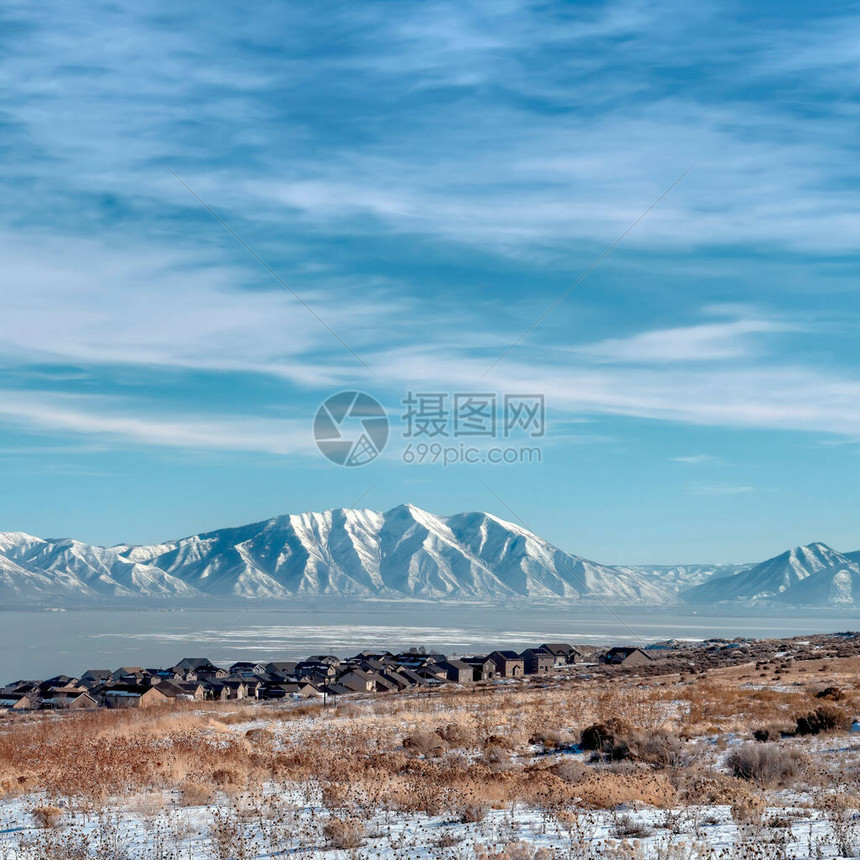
left=2, top=600, right=859, bottom=681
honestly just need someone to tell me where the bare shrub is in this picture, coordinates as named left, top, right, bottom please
left=727, top=743, right=807, bottom=787
left=323, top=815, right=366, bottom=849
left=730, top=790, right=766, bottom=825
left=820, top=795, right=860, bottom=857
left=460, top=802, right=489, bottom=823
left=403, top=729, right=447, bottom=757
left=550, top=758, right=588, bottom=784
left=244, top=727, right=275, bottom=743
left=815, top=686, right=845, bottom=701
left=180, top=779, right=214, bottom=806
left=529, top=729, right=565, bottom=750
left=484, top=744, right=512, bottom=771
left=580, top=719, right=630, bottom=752
left=436, top=722, right=471, bottom=746
left=612, top=811, right=652, bottom=838
left=580, top=721, right=682, bottom=768
left=795, top=704, right=849, bottom=735
left=31, top=804, right=63, bottom=828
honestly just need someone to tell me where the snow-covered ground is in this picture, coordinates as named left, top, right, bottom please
left=0, top=787, right=855, bottom=859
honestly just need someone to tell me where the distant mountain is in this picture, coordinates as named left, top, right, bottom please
left=1, top=512, right=858, bottom=608
left=684, top=542, right=860, bottom=606
left=0, top=505, right=674, bottom=605
left=620, top=563, right=752, bottom=591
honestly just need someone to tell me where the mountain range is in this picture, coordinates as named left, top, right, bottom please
left=0, top=504, right=858, bottom=608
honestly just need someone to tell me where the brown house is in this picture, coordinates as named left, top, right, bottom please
left=537, top=643, right=582, bottom=666
left=337, top=670, right=377, bottom=693
left=601, top=647, right=652, bottom=667
left=489, top=651, right=525, bottom=678
left=520, top=649, right=555, bottom=675
left=103, top=684, right=169, bottom=709
left=438, top=659, right=473, bottom=684
left=462, top=656, right=496, bottom=681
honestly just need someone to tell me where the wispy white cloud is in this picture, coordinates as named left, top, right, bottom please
left=575, top=315, right=795, bottom=364
left=671, top=454, right=718, bottom=464
left=687, top=485, right=754, bottom=496
left=0, top=391, right=316, bottom=456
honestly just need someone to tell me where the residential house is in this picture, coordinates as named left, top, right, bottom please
left=171, top=657, right=227, bottom=680
left=601, top=647, right=652, bottom=667
left=295, top=660, right=337, bottom=681
left=373, top=675, right=399, bottom=693
left=155, top=680, right=198, bottom=701
left=110, top=667, right=145, bottom=682
left=40, top=684, right=90, bottom=709
left=0, top=692, right=36, bottom=712
left=65, top=692, right=98, bottom=710
left=415, top=663, right=448, bottom=682
left=264, top=661, right=298, bottom=678
left=337, top=669, right=377, bottom=693
left=462, top=656, right=497, bottom=682
left=438, top=659, right=473, bottom=684
left=521, top=649, right=555, bottom=675
left=537, top=643, right=580, bottom=666
left=221, top=679, right=249, bottom=700
left=80, top=669, right=113, bottom=687
left=103, top=684, right=169, bottom=709
left=489, top=651, right=525, bottom=678
left=229, top=661, right=267, bottom=678
left=379, top=671, right=411, bottom=691
left=391, top=667, right=425, bottom=687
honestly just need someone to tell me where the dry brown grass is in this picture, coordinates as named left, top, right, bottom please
left=1, top=647, right=859, bottom=848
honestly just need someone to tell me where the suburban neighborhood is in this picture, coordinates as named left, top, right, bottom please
left=0, top=642, right=651, bottom=713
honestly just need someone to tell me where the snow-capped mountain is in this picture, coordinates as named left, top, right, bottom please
left=0, top=505, right=673, bottom=605
left=619, top=563, right=752, bottom=592
left=683, top=542, right=860, bottom=606
left=1, top=511, right=858, bottom=607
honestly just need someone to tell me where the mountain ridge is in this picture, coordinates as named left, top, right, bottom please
left=0, top=508, right=856, bottom=608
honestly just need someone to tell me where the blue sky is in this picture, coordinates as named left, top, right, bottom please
left=1, top=0, right=860, bottom=562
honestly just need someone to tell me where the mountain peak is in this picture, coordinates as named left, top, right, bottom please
left=0, top=507, right=672, bottom=605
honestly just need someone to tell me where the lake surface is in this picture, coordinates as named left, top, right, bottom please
left=2, top=600, right=860, bottom=682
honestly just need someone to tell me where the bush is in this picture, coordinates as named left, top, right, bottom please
left=529, top=730, right=565, bottom=750
left=323, top=816, right=366, bottom=849
left=727, top=743, right=807, bottom=787
left=815, top=686, right=845, bottom=701
left=180, top=780, right=214, bottom=806
left=550, top=758, right=588, bottom=784
left=580, top=719, right=629, bottom=752
left=31, top=805, right=63, bottom=828
left=795, top=704, right=849, bottom=735
left=579, top=721, right=682, bottom=767
left=730, top=791, right=766, bottom=825
left=436, top=722, right=470, bottom=746
left=460, top=802, right=489, bottom=823
left=403, top=730, right=447, bottom=756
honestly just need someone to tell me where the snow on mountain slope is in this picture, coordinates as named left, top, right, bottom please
left=0, top=506, right=675, bottom=604
left=0, top=512, right=856, bottom=606
left=780, top=564, right=860, bottom=606
left=619, top=563, right=752, bottom=594
left=684, top=542, right=860, bottom=605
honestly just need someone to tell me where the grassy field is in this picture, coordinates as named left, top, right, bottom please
left=3, top=635, right=860, bottom=858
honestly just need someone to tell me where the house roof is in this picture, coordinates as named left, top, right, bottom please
left=539, top=643, right=574, bottom=655
left=339, top=668, right=374, bottom=682
left=491, top=650, right=523, bottom=661
left=155, top=681, right=189, bottom=697
left=173, top=657, right=218, bottom=671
